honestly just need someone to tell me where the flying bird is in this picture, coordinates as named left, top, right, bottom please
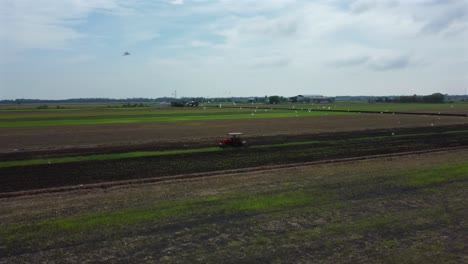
left=123, top=51, right=130, bottom=56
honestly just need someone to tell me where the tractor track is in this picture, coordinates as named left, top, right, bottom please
left=1, top=145, right=467, bottom=199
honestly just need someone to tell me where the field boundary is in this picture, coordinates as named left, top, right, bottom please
left=2, top=145, right=467, bottom=199
left=213, top=105, right=468, bottom=117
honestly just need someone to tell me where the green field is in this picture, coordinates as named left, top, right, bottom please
left=0, top=108, right=348, bottom=127
left=320, top=103, right=468, bottom=112
left=1, top=102, right=468, bottom=128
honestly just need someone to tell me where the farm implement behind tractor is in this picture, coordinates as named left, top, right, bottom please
left=219, top=132, right=247, bottom=148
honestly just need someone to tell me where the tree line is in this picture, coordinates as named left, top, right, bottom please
left=369, top=93, right=445, bottom=103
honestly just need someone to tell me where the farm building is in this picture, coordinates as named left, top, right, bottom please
left=247, top=98, right=256, bottom=104
left=291, top=95, right=335, bottom=103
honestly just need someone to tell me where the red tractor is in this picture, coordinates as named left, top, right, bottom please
left=219, top=132, right=247, bottom=148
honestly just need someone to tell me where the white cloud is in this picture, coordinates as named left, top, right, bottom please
left=349, top=0, right=399, bottom=14
left=168, top=0, right=184, bottom=5
left=250, top=56, right=291, bottom=68
left=2, top=0, right=468, bottom=98
left=329, top=56, right=370, bottom=67
left=65, top=54, right=95, bottom=63
left=368, top=54, right=411, bottom=71
left=190, top=40, right=212, bottom=47
left=1, top=0, right=127, bottom=57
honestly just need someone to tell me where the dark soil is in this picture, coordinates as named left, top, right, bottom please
left=1, top=114, right=467, bottom=153
left=1, top=125, right=468, bottom=193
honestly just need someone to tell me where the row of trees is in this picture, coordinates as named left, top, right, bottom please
left=369, top=93, right=445, bottom=104
left=2, top=93, right=452, bottom=105
left=170, top=100, right=199, bottom=107
left=267, top=96, right=289, bottom=104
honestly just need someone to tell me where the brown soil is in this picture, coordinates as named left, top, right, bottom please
left=0, top=149, right=466, bottom=263
left=1, top=114, right=467, bottom=153
left=1, top=124, right=468, bottom=194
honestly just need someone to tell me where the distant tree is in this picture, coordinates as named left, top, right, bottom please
left=254, top=97, right=265, bottom=103
left=423, top=93, right=445, bottom=103
left=268, top=96, right=281, bottom=104
left=396, top=93, right=445, bottom=103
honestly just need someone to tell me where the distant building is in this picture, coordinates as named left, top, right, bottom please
left=293, top=95, right=335, bottom=103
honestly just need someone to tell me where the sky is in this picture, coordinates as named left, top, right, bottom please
left=1, top=0, right=468, bottom=99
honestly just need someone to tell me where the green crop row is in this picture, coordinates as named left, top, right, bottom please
left=0, top=147, right=221, bottom=168
left=0, top=189, right=326, bottom=242
left=0, top=140, right=324, bottom=168
left=0, top=110, right=346, bottom=128
left=2, top=129, right=468, bottom=168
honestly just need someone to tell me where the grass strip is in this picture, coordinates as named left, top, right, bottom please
left=0, top=140, right=324, bottom=168
left=0, top=109, right=281, bottom=120
left=0, top=189, right=324, bottom=243
left=0, top=111, right=346, bottom=128
left=400, top=161, right=468, bottom=187
left=0, top=147, right=221, bottom=168
left=2, top=129, right=468, bottom=168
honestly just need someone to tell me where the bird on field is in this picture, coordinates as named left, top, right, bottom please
left=123, top=51, right=130, bottom=56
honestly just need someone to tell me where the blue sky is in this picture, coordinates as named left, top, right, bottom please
left=1, top=0, right=467, bottom=99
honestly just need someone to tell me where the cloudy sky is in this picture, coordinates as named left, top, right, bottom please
left=1, top=0, right=467, bottom=99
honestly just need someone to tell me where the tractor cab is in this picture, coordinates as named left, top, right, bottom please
left=219, top=132, right=247, bottom=148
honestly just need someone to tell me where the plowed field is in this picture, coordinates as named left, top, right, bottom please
left=1, top=113, right=467, bottom=152
left=2, top=124, right=468, bottom=194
